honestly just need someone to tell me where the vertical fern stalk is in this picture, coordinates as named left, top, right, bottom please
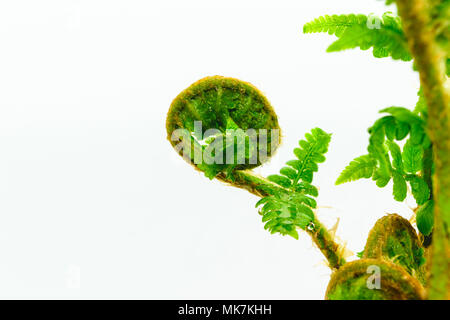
left=396, top=0, right=450, bottom=299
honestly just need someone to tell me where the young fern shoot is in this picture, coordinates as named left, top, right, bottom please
left=166, top=1, right=448, bottom=299
left=166, top=77, right=346, bottom=270
left=335, top=107, right=433, bottom=235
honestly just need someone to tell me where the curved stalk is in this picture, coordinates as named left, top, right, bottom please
left=221, top=170, right=347, bottom=270
left=306, top=219, right=347, bottom=270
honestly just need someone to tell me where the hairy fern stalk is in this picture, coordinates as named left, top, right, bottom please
left=256, top=128, right=346, bottom=269
left=167, top=1, right=449, bottom=300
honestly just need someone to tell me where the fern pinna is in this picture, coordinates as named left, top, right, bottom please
left=303, top=12, right=412, bottom=61
left=256, top=128, right=330, bottom=239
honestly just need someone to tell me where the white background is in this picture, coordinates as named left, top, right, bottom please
left=0, top=0, right=421, bottom=299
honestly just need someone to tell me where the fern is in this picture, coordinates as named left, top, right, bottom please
left=406, top=175, right=430, bottom=205
left=267, top=128, right=331, bottom=188
left=392, top=170, right=407, bottom=201
left=336, top=106, right=431, bottom=213
left=416, top=200, right=434, bottom=236
left=336, top=155, right=377, bottom=185
left=304, top=12, right=412, bottom=61
left=303, top=14, right=367, bottom=36
left=402, top=139, right=424, bottom=174
left=256, top=128, right=331, bottom=239
left=336, top=112, right=433, bottom=236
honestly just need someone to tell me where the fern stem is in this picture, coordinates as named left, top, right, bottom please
left=219, top=169, right=347, bottom=270
left=217, top=169, right=287, bottom=198
left=307, top=219, right=347, bottom=270
left=396, top=0, right=450, bottom=299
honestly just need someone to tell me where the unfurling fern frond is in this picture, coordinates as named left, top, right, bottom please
left=303, top=12, right=412, bottom=61
left=336, top=106, right=432, bottom=219
left=256, top=128, right=331, bottom=239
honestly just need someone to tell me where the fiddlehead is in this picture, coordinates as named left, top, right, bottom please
left=166, top=76, right=346, bottom=270
left=167, top=76, right=280, bottom=185
left=326, top=214, right=427, bottom=300
left=326, top=259, right=426, bottom=300
left=363, top=214, right=427, bottom=285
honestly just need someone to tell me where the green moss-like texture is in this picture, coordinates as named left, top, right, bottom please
left=326, top=259, right=426, bottom=300
left=167, top=76, right=279, bottom=137
left=166, top=76, right=280, bottom=178
left=363, top=214, right=426, bottom=284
